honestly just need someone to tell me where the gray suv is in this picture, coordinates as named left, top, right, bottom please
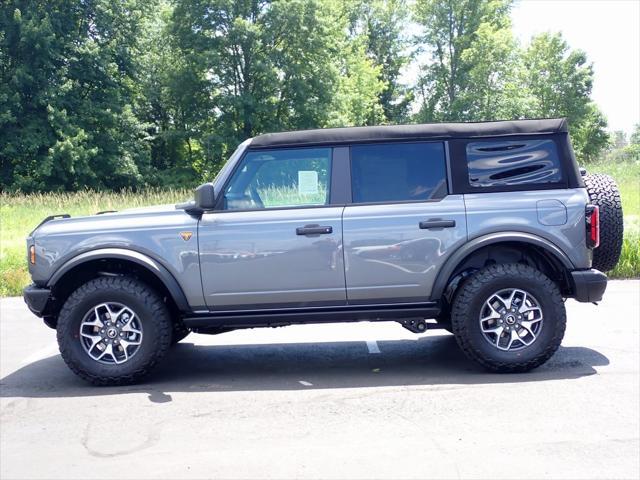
left=23, top=118, right=622, bottom=385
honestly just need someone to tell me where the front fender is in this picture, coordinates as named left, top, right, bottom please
left=47, top=248, right=191, bottom=312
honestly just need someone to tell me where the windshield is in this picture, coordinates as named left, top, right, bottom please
left=211, top=138, right=252, bottom=187
left=178, top=138, right=251, bottom=206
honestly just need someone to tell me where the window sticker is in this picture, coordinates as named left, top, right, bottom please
left=298, top=170, right=319, bottom=195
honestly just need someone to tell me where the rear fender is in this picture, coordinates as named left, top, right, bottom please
left=430, top=232, right=574, bottom=301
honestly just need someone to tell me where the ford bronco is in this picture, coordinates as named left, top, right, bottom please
left=23, top=118, right=623, bottom=385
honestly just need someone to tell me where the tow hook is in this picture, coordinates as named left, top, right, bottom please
left=399, top=318, right=428, bottom=333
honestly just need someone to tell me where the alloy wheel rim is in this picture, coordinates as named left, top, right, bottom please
left=79, top=302, right=143, bottom=364
left=478, top=288, right=544, bottom=351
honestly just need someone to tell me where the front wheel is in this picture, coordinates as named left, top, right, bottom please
left=57, top=276, right=173, bottom=385
left=451, top=263, right=566, bottom=373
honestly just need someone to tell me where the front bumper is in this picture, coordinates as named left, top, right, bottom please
left=570, top=269, right=608, bottom=303
left=23, top=284, right=52, bottom=317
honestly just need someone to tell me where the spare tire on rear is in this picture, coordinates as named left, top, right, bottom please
left=584, top=173, right=624, bottom=272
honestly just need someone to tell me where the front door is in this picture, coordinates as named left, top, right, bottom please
left=199, top=147, right=346, bottom=310
left=342, top=142, right=467, bottom=303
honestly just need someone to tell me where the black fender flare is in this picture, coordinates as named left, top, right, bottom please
left=47, top=248, right=190, bottom=312
left=430, top=232, right=575, bottom=301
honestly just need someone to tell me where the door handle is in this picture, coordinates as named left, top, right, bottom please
left=296, top=225, right=333, bottom=235
left=419, top=219, right=456, bottom=229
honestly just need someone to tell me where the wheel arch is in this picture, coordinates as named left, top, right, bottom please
left=431, top=232, right=575, bottom=304
left=46, top=248, right=190, bottom=322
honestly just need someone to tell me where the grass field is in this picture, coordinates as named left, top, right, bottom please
left=1, top=160, right=638, bottom=297
left=588, top=158, right=640, bottom=279
left=0, top=189, right=191, bottom=296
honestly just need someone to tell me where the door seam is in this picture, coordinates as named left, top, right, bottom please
left=340, top=205, right=350, bottom=304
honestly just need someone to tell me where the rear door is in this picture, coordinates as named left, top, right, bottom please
left=199, top=147, right=346, bottom=310
left=342, top=142, right=467, bottom=303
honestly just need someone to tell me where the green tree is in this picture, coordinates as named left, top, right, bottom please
left=136, top=1, right=209, bottom=186
left=611, top=130, right=628, bottom=150
left=326, top=36, right=385, bottom=127
left=522, top=32, right=608, bottom=160
left=521, top=32, right=592, bottom=123
left=169, top=0, right=384, bottom=175
left=630, top=124, right=640, bottom=145
left=615, top=123, right=640, bottom=160
left=413, top=0, right=514, bottom=121
left=456, top=19, right=524, bottom=120
left=348, top=0, right=413, bottom=124
left=170, top=0, right=332, bottom=167
left=0, top=0, right=155, bottom=191
left=2, top=0, right=617, bottom=191
left=569, top=103, right=610, bottom=162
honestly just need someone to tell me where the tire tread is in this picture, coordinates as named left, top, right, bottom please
left=584, top=173, right=624, bottom=272
left=451, top=263, right=566, bottom=373
left=57, top=276, right=172, bottom=386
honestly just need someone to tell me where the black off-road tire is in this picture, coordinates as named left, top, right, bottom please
left=451, top=263, right=566, bottom=373
left=171, top=321, right=191, bottom=345
left=584, top=173, right=624, bottom=272
left=57, top=276, right=173, bottom=386
left=435, top=314, right=453, bottom=333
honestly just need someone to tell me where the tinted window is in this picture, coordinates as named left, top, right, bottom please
left=467, top=139, right=561, bottom=188
left=351, top=143, right=447, bottom=203
left=224, top=148, right=331, bottom=210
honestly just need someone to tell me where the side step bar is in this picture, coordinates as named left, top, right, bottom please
left=182, top=302, right=441, bottom=329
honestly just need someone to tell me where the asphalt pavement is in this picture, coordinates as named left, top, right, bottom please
left=1, top=280, right=639, bottom=479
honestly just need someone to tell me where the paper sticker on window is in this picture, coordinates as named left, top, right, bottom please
left=298, top=170, right=319, bottom=195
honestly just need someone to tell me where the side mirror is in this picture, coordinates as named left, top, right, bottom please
left=194, top=183, right=216, bottom=210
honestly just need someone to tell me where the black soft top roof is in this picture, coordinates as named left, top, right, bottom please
left=249, top=118, right=568, bottom=148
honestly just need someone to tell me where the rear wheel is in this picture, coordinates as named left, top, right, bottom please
left=451, top=263, right=566, bottom=373
left=171, top=321, right=190, bottom=345
left=57, top=276, right=173, bottom=385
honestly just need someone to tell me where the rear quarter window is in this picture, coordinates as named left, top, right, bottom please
left=467, top=139, right=562, bottom=188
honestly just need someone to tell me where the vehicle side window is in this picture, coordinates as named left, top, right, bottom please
left=351, top=142, right=447, bottom=204
left=467, top=139, right=562, bottom=188
left=224, top=148, right=331, bottom=210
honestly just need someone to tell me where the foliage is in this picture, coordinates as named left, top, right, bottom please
left=611, top=131, right=627, bottom=150
left=631, top=124, right=640, bottom=145
left=522, top=32, right=609, bottom=160
left=570, top=102, right=611, bottom=161
left=166, top=0, right=386, bottom=173
left=0, top=188, right=190, bottom=296
left=413, top=0, right=515, bottom=121
left=349, top=0, right=414, bottom=123
left=521, top=32, right=592, bottom=123
left=0, top=0, right=618, bottom=192
left=587, top=157, right=640, bottom=279
left=618, top=124, right=640, bottom=160
left=413, top=3, right=610, bottom=161
left=0, top=0, right=156, bottom=192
